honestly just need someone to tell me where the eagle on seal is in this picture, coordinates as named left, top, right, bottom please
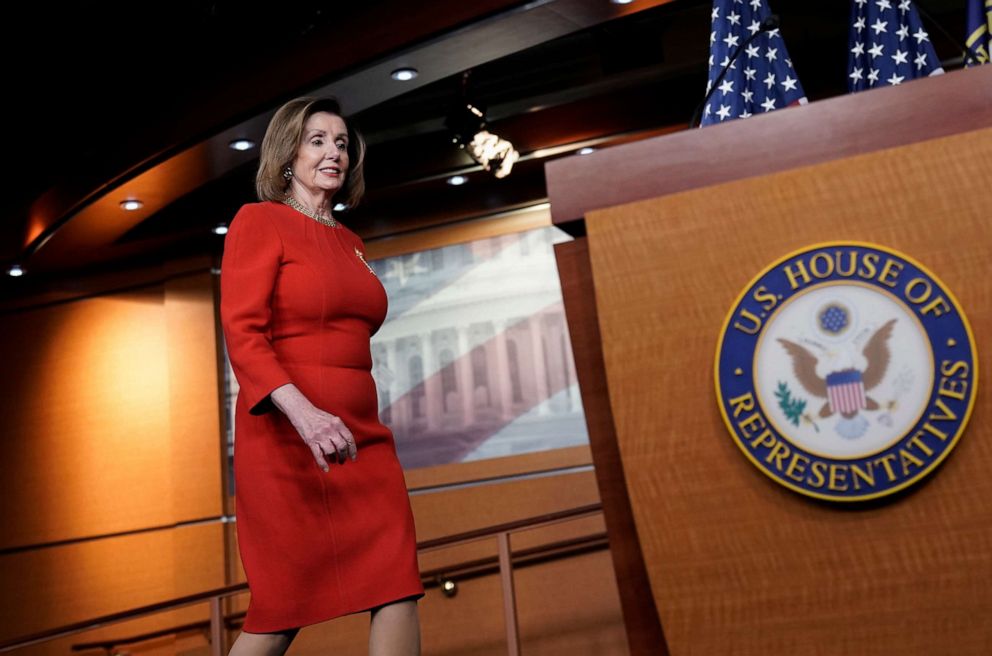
left=777, top=318, right=896, bottom=419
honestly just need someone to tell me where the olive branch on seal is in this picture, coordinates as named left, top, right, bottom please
left=775, top=381, right=819, bottom=433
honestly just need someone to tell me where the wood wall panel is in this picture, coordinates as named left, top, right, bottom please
left=403, top=444, right=591, bottom=491
left=585, top=127, right=992, bottom=654
left=412, top=470, right=599, bottom=540
left=0, top=269, right=223, bottom=552
left=165, top=271, right=224, bottom=520
left=410, top=470, right=627, bottom=656
left=0, top=290, right=174, bottom=548
left=0, top=265, right=226, bottom=650
left=1, top=522, right=226, bottom=651
left=12, top=612, right=212, bottom=656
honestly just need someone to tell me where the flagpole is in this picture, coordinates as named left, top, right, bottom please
left=913, top=0, right=984, bottom=67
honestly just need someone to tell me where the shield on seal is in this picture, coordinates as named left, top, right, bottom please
left=826, top=369, right=866, bottom=415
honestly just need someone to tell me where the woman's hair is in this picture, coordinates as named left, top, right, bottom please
left=255, top=96, right=367, bottom=209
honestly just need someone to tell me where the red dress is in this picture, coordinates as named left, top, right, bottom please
left=220, top=200, right=424, bottom=633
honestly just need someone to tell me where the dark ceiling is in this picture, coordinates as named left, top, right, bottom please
left=0, top=0, right=969, bottom=305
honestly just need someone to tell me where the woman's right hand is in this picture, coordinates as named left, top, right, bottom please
left=270, top=383, right=357, bottom=472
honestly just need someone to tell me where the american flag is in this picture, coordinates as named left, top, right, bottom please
left=702, top=0, right=807, bottom=126
left=965, top=0, right=991, bottom=66
left=847, top=0, right=943, bottom=92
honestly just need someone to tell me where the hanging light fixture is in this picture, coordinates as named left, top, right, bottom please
left=466, top=130, right=519, bottom=179
left=445, top=72, right=519, bottom=179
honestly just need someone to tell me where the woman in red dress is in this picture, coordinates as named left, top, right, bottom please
left=220, top=97, right=424, bottom=656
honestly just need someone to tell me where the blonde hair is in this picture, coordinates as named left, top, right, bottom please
left=255, top=96, right=367, bottom=208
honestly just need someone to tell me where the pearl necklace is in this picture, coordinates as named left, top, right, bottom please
left=283, top=195, right=337, bottom=228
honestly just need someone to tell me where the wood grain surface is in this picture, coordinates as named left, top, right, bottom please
left=556, top=238, right=668, bottom=655
left=585, top=126, right=992, bottom=655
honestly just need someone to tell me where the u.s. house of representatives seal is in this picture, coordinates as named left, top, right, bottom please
left=715, top=242, right=977, bottom=502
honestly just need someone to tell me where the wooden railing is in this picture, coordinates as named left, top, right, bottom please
left=0, top=503, right=604, bottom=656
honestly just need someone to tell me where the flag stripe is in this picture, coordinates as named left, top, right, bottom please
left=829, top=380, right=866, bottom=414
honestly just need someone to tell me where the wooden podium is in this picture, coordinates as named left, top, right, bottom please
left=548, top=65, right=992, bottom=655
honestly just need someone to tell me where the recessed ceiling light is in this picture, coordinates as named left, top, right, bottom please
left=213, top=223, right=228, bottom=235
left=577, top=147, right=596, bottom=155
left=391, top=67, right=418, bottom=81
left=7, top=264, right=24, bottom=277
left=610, top=0, right=635, bottom=4
left=120, top=199, right=144, bottom=211
left=229, top=139, right=256, bottom=151
left=333, top=203, right=348, bottom=212
left=446, top=175, right=468, bottom=186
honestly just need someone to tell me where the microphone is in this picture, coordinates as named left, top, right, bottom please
left=689, top=14, right=781, bottom=129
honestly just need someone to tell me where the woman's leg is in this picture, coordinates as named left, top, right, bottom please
left=228, top=627, right=300, bottom=656
left=369, top=599, right=420, bottom=656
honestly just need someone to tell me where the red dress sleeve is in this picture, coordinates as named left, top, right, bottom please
left=220, top=204, right=294, bottom=416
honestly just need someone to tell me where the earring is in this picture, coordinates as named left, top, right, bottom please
left=283, top=166, right=294, bottom=181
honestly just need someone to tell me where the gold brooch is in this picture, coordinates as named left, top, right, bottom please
left=354, top=247, right=375, bottom=274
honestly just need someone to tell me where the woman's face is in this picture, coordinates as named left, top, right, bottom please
left=291, top=111, right=350, bottom=199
